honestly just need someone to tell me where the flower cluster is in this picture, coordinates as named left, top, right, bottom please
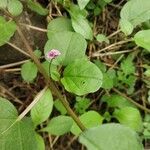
left=45, top=49, right=61, bottom=61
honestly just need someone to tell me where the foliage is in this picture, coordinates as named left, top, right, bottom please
left=41, top=116, right=73, bottom=136
left=0, top=17, right=16, bottom=46
left=0, top=97, right=38, bottom=150
left=113, top=107, right=143, bottom=132
left=134, top=30, right=150, bottom=51
left=31, top=89, right=53, bottom=127
left=47, top=17, right=74, bottom=38
left=120, top=0, right=150, bottom=35
left=54, top=99, right=67, bottom=115
left=101, top=94, right=134, bottom=108
left=74, top=97, right=91, bottom=115
left=0, top=0, right=150, bottom=149
left=61, top=59, right=103, bottom=95
left=77, top=0, right=90, bottom=10
left=96, top=34, right=110, bottom=44
left=8, top=0, right=23, bottom=16
left=44, top=31, right=87, bottom=66
left=79, top=123, right=144, bottom=150
left=21, top=61, right=38, bottom=83
left=27, top=0, right=48, bottom=16
left=71, top=111, right=103, bottom=136
left=68, top=4, right=93, bottom=40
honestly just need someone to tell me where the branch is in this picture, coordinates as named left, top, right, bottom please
left=16, top=25, right=86, bottom=131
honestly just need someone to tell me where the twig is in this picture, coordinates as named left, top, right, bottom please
left=16, top=25, right=85, bottom=131
left=0, top=60, right=29, bottom=69
left=0, top=84, right=23, bottom=104
left=3, top=68, right=21, bottom=72
left=53, top=1, right=63, bottom=16
left=18, top=86, right=48, bottom=121
left=48, top=133, right=54, bottom=150
left=113, top=88, right=150, bottom=113
left=66, top=136, right=78, bottom=149
left=107, top=29, right=121, bottom=39
left=20, top=23, right=48, bottom=32
left=7, top=42, right=31, bottom=57
left=92, top=49, right=135, bottom=57
left=93, top=39, right=132, bottom=57
left=109, top=54, right=124, bottom=70
left=51, top=136, right=59, bottom=147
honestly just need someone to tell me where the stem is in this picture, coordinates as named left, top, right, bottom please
left=113, top=88, right=150, bottom=113
left=0, top=59, right=29, bottom=69
left=92, top=49, right=135, bottom=57
left=20, top=23, right=47, bottom=32
left=49, top=59, right=53, bottom=77
left=107, top=29, right=121, bottom=39
left=7, top=42, right=31, bottom=57
left=94, top=39, right=132, bottom=54
left=18, top=86, right=48, bottom=121
left=16, top=25, right=85, bottom=131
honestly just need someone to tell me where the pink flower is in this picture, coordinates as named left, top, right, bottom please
left=46, top=49, right=61, bottom=60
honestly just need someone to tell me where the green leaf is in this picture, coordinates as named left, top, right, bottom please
left=0, top=17, right=16, bottom=46
left=42, top=61, right=60, bottom=81
left=0, top=118, right=38, bottom=150
left=77, top=0, right=90, bottom=9
left=47, top=17, right=74, bottom=38
left=71, top=17, right=93, bottom=40
left=103, top=111, right=111, bottom=122
left=142, top=20, right=150, bottom=29
left=61, top=59, right=103, bottom=95
left=101, top=94, right=134, bottom=108
left=86, top=1, right=95, bottom=10
left=44, top=31, right=87, bottom=66
left=69, top=5, right=93, bottom=40
left=0, top=0, right=7, bottom=8
left=113, top=107, right=143, bottom=132
left=102, top=73, right=113, bottom=89
left=97, top=0, right=107, bottom=8
left=34, top=49, right=42, bottom=58
left=71, top=111, right=103, bottom=136
left=31, top=89, right=53, bottom=127
left=94, top=6, right=102, bottom=16
left=144, top=69, right=150, bottom=77
left=41, top=116, right=73, bottom=136
left=134, top=30, right=150, bottom=52
left=94, top=60, right=106, bottom=73
left=21, top=61, right=38, bottom=83
left=8, top=0, right=23, bottom=16
left=79, top=123, right=144, bottom=150
left=54, top=99, right=67, bottom=115
left=27, top=0, right=48, bottom=16
left=69, top=4, right=88, bottom=18
left=121, top=54, right=135, bottom=75
left=35, top=134, right=45, bottom=150
left=117, top=71, right=136, bottom=95
left=0, top=97, right=38, bottom=150
left=125, top=75, right=136, bottom=94
left=120, top=0, right=150, bottom=27
left=74, top=97, right=90, bottom=115
left=119, top=19, right=134, bottom=35
left=96, top=34, right=109, bottom=44
left=0, top=97, right=18, bottom=119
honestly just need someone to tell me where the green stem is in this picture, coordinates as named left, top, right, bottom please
left=49, top=59, right=53, bottom=77
left=16, top=26, right=86, bottom=131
